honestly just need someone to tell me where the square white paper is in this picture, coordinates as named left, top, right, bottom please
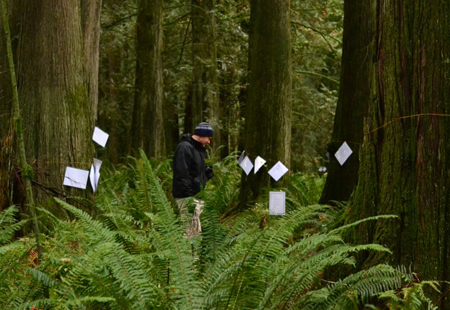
left=335, top=142, right=353, bottom=166
left=92, top=127, right=109, bottom=147
left=63, top=167, right=89, bottom=189
left=239, top=156, right=253, bottom=175
left=269, top=191, right=286, bottom=215
left=254, top=156, right=266, bottom=173
left=268, top=161, right=289, bottom=182
left=237, top=150, right=245, bottom=164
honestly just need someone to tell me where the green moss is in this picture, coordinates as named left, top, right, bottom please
left=22, top=164, right=34, bottom=179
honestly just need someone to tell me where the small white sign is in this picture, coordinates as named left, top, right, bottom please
left=92, top=127, right=109, bottom=147
left=335, top=142, right=353, bottom=166
left=63, top=167, right=89, bottom=189
left=269, top=191, right=286, bottom=215
left=268, top=161, right=289, bottom=182
left=254, top=156, right=266, bottom=174
left=239, top=156, right=253, bottom=175
left=238, top=150, right=246, bottom=164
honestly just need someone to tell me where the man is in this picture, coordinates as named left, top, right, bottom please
left=172, top=122, right=214, bottom=237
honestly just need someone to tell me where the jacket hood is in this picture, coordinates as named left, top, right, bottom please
left=179, top=133, right=192, bottom=143
left=179, top=133, right=204, bottom=149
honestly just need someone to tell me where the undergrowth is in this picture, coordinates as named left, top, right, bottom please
left=0, top=151, right=438, bottom=309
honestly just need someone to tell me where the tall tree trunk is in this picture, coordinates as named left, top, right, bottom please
left=0, top=0, right=13, bottom=211
left=190, top=0, right=221, bottom=150
left=131, top=0, right=165, bottom=158
left=348, top=1, right=450, bottom=306
left=239, top=0, right=291, bottom=206
left=319, top=0, right=376, bottom=204
left=81, top=0, right=102, bottom=123
left=15, top=0, right=94, bottom=203
left=1, top=0, right=42, bottom=259
left=164, top=97, right=179, bottom=156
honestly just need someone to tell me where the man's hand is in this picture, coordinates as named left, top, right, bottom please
left=206, top=165, right=214, bottom=180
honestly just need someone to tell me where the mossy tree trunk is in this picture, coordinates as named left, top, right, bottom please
left=13, top=0, right=94, bottom=204
left=239, top=0, right=291, bottom=206
left=348, top=1, right=450, bottom=306
left=189, top=0, right=221, bottom=149
left=131, top=0, right=165, bottom=158
left=319, top=0, right=376, bottom=205
left=1, top=0, right=43, bottom=259
left=0, top=0, right=13, bottom=211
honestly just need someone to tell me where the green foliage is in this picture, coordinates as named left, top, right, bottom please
left=290, top=0, right=343, bottom=172
left=0, top=154, right=438, bottom=309
left=378, top=280, right=441, bottom=310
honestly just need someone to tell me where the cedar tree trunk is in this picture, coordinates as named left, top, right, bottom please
left=131, top=0, right=165, bottom=158
left=348, top=1, right=450, bottom=306
left=319, top=0, right=376, bottom=204
left=189, top=0, right=221, bottom=150
left=239, top=0, right=292, bottom=206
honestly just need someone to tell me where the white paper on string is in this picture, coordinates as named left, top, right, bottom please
left=237, top=150, right=246, bottom=164
left=254, top=156, right=266, bottom=174
left=89, top=165, right=96, bottom=192
left=239, top=156, right=254, bottom=175
left=335, top=142, right=353, bottom=166
left=268, top=161, right=289, bottom=182
left=269, top=191, right=286, bottom=215
left=93, top=158, right=103, bottom=171
left=92, top=127, right=109, bottom=147
left=63, top=167, right=89, bottom=189
left=89, top=158, right=103, bottom=192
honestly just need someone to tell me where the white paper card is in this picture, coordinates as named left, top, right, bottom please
left=63, top=167, right=89, bottom=189
left=93, top=158, right=103, bottom=172
left=335, top=142, right=353, bottom=166
left=239, top=156, right=253, bottom=175
left=92, top=127, right=109, bottom=147
left=89, top=158, right=103, bottom=192
left=269, top=191, right=286, bottom=215
left=89, top=165, right=96, bottom=192
left=268, top=161, right=289, bottom=182
left=238, top=150, right=246, bottom=164
left=254, top=156, right=266, bottom=173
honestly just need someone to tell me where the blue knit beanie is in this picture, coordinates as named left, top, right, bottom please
left=194, top=122, right=214, bottom=137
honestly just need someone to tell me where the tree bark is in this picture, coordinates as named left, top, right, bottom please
left=14, top=0, right=94, bottom=203
left=131, top=0, right=165, bottom=158
left=189, top=0, right=221, bottom=150
left=0, top=0, right=13, bottom=211
left=348, top=1, right=450, bottom=306
left=319, top=0, right=376, bottom=204
left=81, top=0, right=102, bottom=124
left=1, top=0, right=43, bottom=259
left=239, top=0, right=291, bottom=206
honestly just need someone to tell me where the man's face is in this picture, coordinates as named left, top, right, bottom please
left=198, top=136, right=212, bottom=147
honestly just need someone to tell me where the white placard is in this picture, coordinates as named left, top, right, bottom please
left=335, top=142, right=353, bottom=166
left=238, top=150, right=246, bottom=164
left=89, top=158, right=103, bottom=192
left=269, top=191, right=286, bottom=215
left=268, top=161, right=289, bottom=182
left=254, top=156, right=266, bottom=174
left=63, top=167, right=89, bottom=189
left=92, top=127, right=109, bottom=147
left=239, top=156, right=253, bottom=175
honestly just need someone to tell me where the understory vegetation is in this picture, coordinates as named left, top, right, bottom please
left=0, top=152, right=439, bottom=309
